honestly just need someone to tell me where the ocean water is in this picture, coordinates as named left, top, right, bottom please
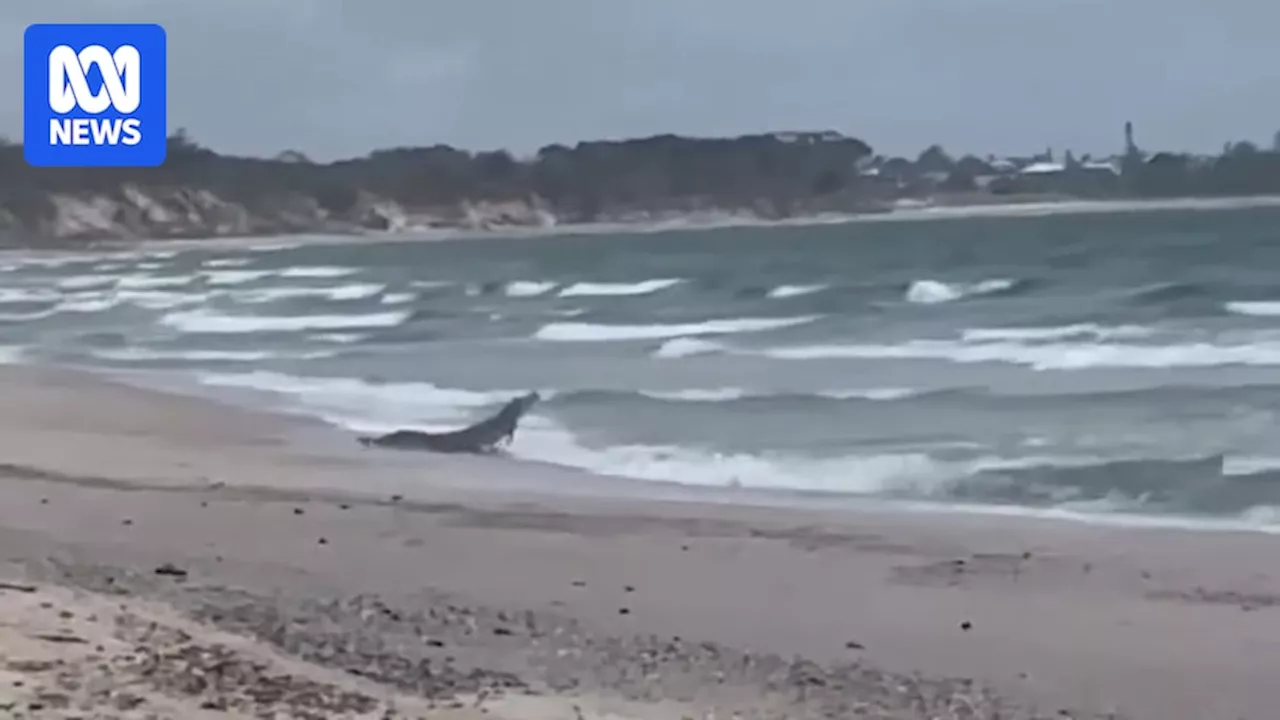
left=5, top=207, right=1280, bottom=527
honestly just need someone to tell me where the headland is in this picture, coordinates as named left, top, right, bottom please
left=4, top=124, right=1280, bottom=245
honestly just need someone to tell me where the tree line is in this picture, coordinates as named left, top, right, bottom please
left=2, top=128, right=1280, bottom=226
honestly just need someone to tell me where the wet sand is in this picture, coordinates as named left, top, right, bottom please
left=1, top=366, right=1278, bottom=719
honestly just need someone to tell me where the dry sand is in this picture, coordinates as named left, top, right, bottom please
left=0, top=366, right=1278, bottom=718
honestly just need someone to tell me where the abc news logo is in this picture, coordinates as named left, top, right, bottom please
left=48, top=44, right=143, bottom=147
left=24, top=23, right=167, bottom=168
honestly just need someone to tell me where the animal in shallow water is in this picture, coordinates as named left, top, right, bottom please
left=357, top=392, right=540, bottom=454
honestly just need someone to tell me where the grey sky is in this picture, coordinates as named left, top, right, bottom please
left=4, top=0, right=1278, bottom=161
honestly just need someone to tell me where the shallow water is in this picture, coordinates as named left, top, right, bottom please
left=5, top=207, right=1280, bottom=526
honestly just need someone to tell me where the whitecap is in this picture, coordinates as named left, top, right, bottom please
left=557, top=278, right=682, bottom=297
left=752, top=338, right=1280, bottom=370
left=767, top=284, right=827, bottom=299
left=231, top=283, right=386, bottom=304
left=535, top=315, right=818, bottom=342
left=652, top=337, right=725, bottom=358
left=0, top=288, right=62, bottom=304
left=310, top=332, right=367, bottom=344
left=1226, top=301, right=1280, bottom=317
left=203, top=270, right=275, bottom=286
left=905, top=278, right=1015, bottom=304
left=160, top=308, right=411, bottom=334
left=92, top=348, right=333, bottom=362
left=961, top=324, right=1153, bottom=343
left=57, top=274, right=118, bottom=290
left=202, top=257, right=253, bottom=268
left=116, top=274, right=196, bottom=290
left=195, top=370, right=520, bottom=429
left=505, top=281, right=557, bottom=297
left=279, top=266, right=358, bottom=278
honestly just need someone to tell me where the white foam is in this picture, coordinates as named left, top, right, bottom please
left=636, top=387, right=919, bottom=402
left=92, top=348, right=333, bottom=362
left=905, top=278, right=1015, bottom=304
left=535, top=315, right=819, bottom=342
left=113, top=290, right=210, bottom=310
left=652, top=337, right=725, bottom=358
left=0, top=346, right=24, bottom=363
left=57, top=274, right=117, bottom=290
left=767, top=284, right=827, bottom=299
left=13, top=255, right=99, bottom=269
left=752, top=338, right=1280, bottom=370
left=639, top=388, right=751, bottom=402
left=160, top=308, right=411, bottom=334
left=116, top=274, right=195, bottom=289
left=136, top=262, right=166, bottom=270
left=310, top=332, right=367, bottom=344
left=191, top=369, right=966, bottom=495
left=203, top=270, right=275, bottom=286
left=1226, top=301, right=1280, bottom=317
left=246, top=243, right=302, bottom=253
left=279, top=266, right=358, bottom=279
left=1224, top=456, right=1280, bottom=475
left=557, top=278, right=682, bottom=297
left=824, top=387, right=922, bottom=401
left=961, top=324, right=1153, bottom=343
left=0, top=309, right=58, bottom=322
left=0, top=288, right=62, bottom=304
left=380, top=292, right=417, bottom=305
left=202, top=257, right=253, bottom=268
left=505, top=281, right=557, bottom=297
left=509, top=421, right=965, bottom=495
left=55, top=297, right=120, bottom=313
left=231, top=283, right=386, bottom=304
left=195, top=371, right=519, bottom=429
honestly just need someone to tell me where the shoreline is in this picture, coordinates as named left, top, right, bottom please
left=6, top=193, right=1273, bottom=258
left=103, top=360, right=1280, bottom=538
left=0, top=364, right=1278, bottom=718
left=13, top=350, right=1280, bottom=538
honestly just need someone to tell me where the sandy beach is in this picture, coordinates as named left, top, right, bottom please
left=1, top=366, right=1278, bottom=719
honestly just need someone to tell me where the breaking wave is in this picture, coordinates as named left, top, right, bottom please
left=1225, top=301, right=1280, bottom=317
left=652, top=337, right=724, bottom=358
left=228, top=283, right=386, bottom=304
left=160, top=308, right=411, bottom=334
left=904, top=278, right=1018, bottom=304
left=183, top=369, right=1280, bottom=520
left=91, top=347, right=335, bottom=362
left=533, top=315, right=819, bottom=342
left=750, top=338, right=1280, bottom=370
left=767, top=284, right=827, bottom=299
left=505, top=281, right=557, bottom=297
left=557, top=278, right=682, bottom=297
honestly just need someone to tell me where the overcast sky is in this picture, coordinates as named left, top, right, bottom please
left=5, top=0, right=1278, bottom=161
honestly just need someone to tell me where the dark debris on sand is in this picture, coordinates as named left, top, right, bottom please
left=23, top=558, right=1129, bottom=720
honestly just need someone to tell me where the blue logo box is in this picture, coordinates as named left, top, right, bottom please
left=24, top=23, right=167, bottom=167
